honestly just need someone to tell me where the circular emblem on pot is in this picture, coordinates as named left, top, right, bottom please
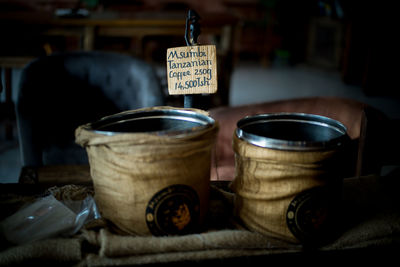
left=145, top=184, right=200, bottom=236
left=286, top=187, right=339, bottom=245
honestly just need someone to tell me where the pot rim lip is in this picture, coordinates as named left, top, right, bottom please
left=235, top=112, right=349, bottom=151
left=83, top=108, right=215, bottom=137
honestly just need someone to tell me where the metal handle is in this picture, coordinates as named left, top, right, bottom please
left=183, top=9, right=201, bottom=108
left=185, top=9, right=201, bottom=46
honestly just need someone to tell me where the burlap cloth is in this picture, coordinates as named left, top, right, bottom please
left=74, top=106, right=219, bottom=236
left=1, top=175, right=400, bottom=266
left=231, top=134, right=345, bottom=242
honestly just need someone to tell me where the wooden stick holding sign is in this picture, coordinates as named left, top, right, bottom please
left=166, top=10, right=218, bottom=108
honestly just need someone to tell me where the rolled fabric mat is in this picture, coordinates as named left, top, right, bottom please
left=95, top=228, right=293, bottom=257
left=75, top=106, right=218, bottom=236
left=0, top=238, right=82, bottom=265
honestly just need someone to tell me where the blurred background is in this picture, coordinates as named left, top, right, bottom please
left=1, top=0, right=399, bottom=182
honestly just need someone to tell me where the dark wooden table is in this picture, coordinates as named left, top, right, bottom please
left=1, top=165, right=399, bottom=265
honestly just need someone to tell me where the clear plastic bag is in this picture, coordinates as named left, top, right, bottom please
left=0, top=194, right=100, bottom=244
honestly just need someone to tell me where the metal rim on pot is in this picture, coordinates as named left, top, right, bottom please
left=236, top=113, right=348, bottom=151
left=85, top=108, right=215, bottom=137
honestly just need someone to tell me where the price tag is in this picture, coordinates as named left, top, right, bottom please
left=167, top=45, right=217, bottom=95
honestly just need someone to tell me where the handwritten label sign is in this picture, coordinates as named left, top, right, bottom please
left=167, top=45, right=217, bottom=95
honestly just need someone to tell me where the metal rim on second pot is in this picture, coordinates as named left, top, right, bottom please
left=236, top=113, right=349, bottom=151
